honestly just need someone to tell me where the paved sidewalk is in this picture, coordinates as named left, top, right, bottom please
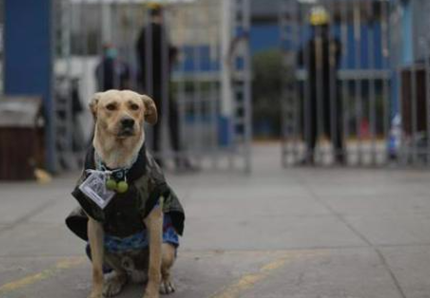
left=1, top=144, right=430, bottom=298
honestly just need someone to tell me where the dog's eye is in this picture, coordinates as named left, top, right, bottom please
left=130, top=104, right=140, bottom=111
left=106, top=104, right=116, bottom=111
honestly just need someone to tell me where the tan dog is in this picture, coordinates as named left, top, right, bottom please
left=87, top=90, right=176, bottom=298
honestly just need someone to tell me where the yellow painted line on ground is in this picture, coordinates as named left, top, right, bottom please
left=211, top=250, right=326, bottom=298
left=0, top=257, right=85, bottom=295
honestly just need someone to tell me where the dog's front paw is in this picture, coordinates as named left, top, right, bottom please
left=88, top=291, right=103, bottom=298
left=143, top=293, right=159, bottom=298
left=143, top=285, right=160, bottom=298
left=103, top=272, right=128, bottom=297
left=160, top=278, right=175, bottom=295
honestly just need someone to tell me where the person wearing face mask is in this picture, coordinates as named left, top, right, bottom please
left=95, top=43, right=131, bottom=91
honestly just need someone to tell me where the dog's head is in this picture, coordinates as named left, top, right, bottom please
left=89, top=90, right=157, bottom=140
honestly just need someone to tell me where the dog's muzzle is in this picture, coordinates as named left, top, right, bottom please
left=119, top=118, right=135, bottom=136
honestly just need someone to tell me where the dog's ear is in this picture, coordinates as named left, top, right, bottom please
left=141, top=95, right=158, bottom=125
left=89, top=92, right=102, bottom=119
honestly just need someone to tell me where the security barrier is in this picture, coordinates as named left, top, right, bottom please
left=280, top=0, right=430, bottom=167
left=54, top=0, right=252, bottom=172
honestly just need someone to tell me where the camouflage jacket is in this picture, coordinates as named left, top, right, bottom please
left=65, top=144, right=185, bottom=240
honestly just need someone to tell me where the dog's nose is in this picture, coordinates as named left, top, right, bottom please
left=121, top=118, right=135, bottom=128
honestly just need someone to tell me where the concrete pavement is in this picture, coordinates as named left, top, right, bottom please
left=1, top=143, right=430, bottom=298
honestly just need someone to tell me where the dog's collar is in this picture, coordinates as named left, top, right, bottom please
left=94, top=152, right=138, bottom=181
left=84, top=143, right=147, bottom=182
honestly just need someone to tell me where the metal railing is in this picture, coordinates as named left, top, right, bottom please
left=280, top=0, right=430, bottom=167
left=54, top=0, right=252, bottom=172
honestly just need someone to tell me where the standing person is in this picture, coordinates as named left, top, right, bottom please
left=298, top=6, right=344, bottom=165
left=95, top=44, right=130, bottom=91
left=136, top=3, right=190, bottom=169
left=71, top=78, right=86, bottom=158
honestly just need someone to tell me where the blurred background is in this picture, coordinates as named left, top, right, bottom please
left=1, top=0, right=430, bottom=177
left=3, top=1, right=430, bottom=298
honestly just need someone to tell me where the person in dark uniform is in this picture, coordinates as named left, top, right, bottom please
left=298, top=7, right=344, bottom=165
left=136, top=3, right=190, bottom=169
left=95, top=44, right=130, bottom=91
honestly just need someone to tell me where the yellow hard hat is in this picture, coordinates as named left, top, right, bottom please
left=147, top=2, right=163, bottom=10
left=309, top=6, right=330, bottom=26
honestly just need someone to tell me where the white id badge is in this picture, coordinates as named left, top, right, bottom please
left=79, top=171, right=115, bottom=209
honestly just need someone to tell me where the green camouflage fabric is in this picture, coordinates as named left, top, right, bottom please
left=66, top=145, right=185, bottom=240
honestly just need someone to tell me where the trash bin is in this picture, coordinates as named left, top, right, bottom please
left=0, top=96, right=43, bottom=180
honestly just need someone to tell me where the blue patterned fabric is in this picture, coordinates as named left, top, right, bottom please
left=104, top=214, right=179, bottom=254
